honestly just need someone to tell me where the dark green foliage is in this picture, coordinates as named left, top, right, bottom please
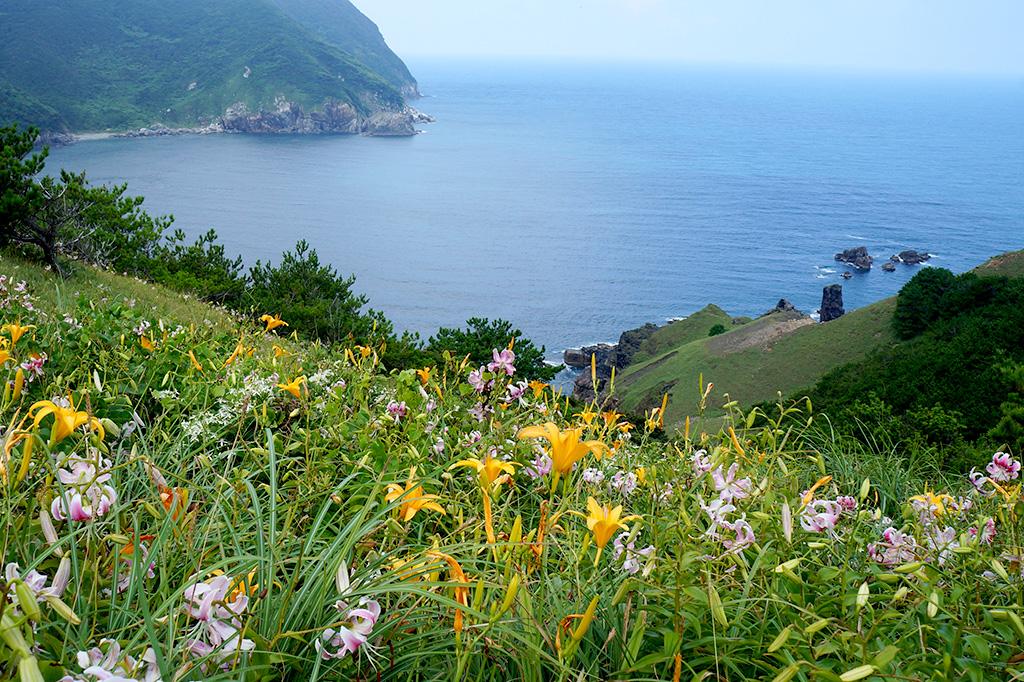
left=149, top=230, right=246, bottom=307
left=247, top=240, right=387, bottom=345
left=707, top=323, right=727, bottom=337
left=806, top=271, right=1024, bottom=469
left=2, top=125, right=164, bottom=274
left=0, top=124, right=47, bottom=246
left=427, top=318, right=559, bottom=381
left=891, top=267, right=1003, bottom=340
left=990, top=363, right=1024, bottom=455
left=892, top=267, right=957, bottom=339
left=0, top=0, right=413, bottom=132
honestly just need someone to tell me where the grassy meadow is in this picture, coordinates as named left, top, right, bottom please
left=1, top=256, right=1023, bottom=681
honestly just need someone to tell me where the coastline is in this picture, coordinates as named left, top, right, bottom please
left=45, top=106, right=436, bottom=147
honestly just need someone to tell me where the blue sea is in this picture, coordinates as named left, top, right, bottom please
left=47, top=60, right=1024, bottom=361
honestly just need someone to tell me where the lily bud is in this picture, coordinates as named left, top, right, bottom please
left=12, top=369, right=24, bottom=401
left=13, top=582, right=41, bottom=621
left=18, top=656, right=44, bottom=682
left=0, top=611, right=30, bottom=656
left=571, top=596, right=599, bottom=643
left=496, top=574, right=520, bottom=617
left=42, top=595, right=80, bottom=625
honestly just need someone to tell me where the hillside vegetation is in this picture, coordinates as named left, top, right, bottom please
left=616, top=252, right=1024, bottom=429
left=2, top=256, right=1023, bottom=680
left=0, top=0, right=416, bottom=132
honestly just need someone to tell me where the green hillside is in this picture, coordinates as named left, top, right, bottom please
left=269, top=0, right=419, bottom=97
left=616, top=250, right=1024, bottom=426
left=629, top=304, right=735, bottom=363
left=0, top=0, right=414, bottom=132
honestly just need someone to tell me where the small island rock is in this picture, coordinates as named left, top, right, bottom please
left=834, top=246, right=873, bottom=270
left=891, top=250, right=931, bottom=265
left=820, top=284, right=845, bottom=322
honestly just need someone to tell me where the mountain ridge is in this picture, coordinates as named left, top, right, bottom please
left=0, top=0, right=424, bottom=136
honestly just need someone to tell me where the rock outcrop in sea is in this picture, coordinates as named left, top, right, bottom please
left=835, top=246, right=873, bottom=270
left=890, top=250, right=931, bottom=265
left=820, top=284, right=845, bottom=322
left=565, top=323, right=658, bottom=402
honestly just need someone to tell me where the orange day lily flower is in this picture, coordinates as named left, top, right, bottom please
left=277, top=376, right=306, bottom=399
left=259, top=314, right=288, bottom=333
left=139, top=335, right=155, bottom=352
left=385, top=466, right=446, bottom=522
left=416, top=367, right=433, bottom=385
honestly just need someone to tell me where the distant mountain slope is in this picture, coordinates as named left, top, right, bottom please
left=0, top=0, right=420, bottom=135
left=268, top=0, right=419, bottom=97
left=615, top=250, right=1024, bottom=425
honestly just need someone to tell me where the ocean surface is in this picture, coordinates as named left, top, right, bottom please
left=47, top=60, right=1024, bottom=361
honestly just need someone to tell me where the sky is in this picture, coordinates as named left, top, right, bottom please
left=355, top=0, right=1024, bottom=75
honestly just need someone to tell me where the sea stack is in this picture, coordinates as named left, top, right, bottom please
left=820, top=284, right=845, bottom=322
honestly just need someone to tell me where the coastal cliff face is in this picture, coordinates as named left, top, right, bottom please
left=219, top=99, right=431, bottom=137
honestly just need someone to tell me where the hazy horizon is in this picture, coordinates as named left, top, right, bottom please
left=356, top=0, right=1024, bottom=77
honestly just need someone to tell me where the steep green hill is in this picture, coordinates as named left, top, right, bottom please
left=269, top=0, right=419, bottom=97
left=616, top=250, right=1024, bottom=426
left=0, top=0, right=416, bottom=133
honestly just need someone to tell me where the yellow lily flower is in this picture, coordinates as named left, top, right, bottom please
left=277, top=376, right=306, bottom=399
left=0, top=348, right=10, bottom=366
left=909, top=487, right=955, bottom=516
left=453, top=454, right=517, bottom=489
left=584, top=497, right=639, bottom=565
left=601, top=411, right=621, bottom=428
left=187, top=350, right=204, bottom=372
left=259, top=314, right=288, bottom=333
left=579, top=409, right=597, bottom=426
left=272, top=345, right=289, bottom=358
left=385, top=466, right=446, bottom=522
left=3, top=322, right=35, bottom=346
left=139, top=335, right=155, bottom=352
left=517, top=422, right=609, bottom=487
left=29, top=397, right=105, bottom=445
left=416, top=367, right=433, bottom=385
left=453, top=454, right=518, bottom=544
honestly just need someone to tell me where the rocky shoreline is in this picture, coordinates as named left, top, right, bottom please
left=41, top=99, right=435, bottom=146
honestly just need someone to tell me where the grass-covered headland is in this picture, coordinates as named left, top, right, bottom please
left=2, top=124, right=1024, bottom=680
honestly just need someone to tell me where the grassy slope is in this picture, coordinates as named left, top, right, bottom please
left=1, top=255, right=236, bottom=333
left=629, top=304, right=733, bottom=363
left=0, top=0, right=406, bottom=131
left=617, top=249, right=1024, bottom=426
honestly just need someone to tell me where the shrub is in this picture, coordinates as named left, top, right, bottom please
left=707, top=323, right=727, bottom=337
left=247, top=240, right=387, bottom=345
left=426, top=317, right=559, bottom=381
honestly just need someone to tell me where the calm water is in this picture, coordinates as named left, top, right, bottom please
left=48, top=60, right=1024, bottom=359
